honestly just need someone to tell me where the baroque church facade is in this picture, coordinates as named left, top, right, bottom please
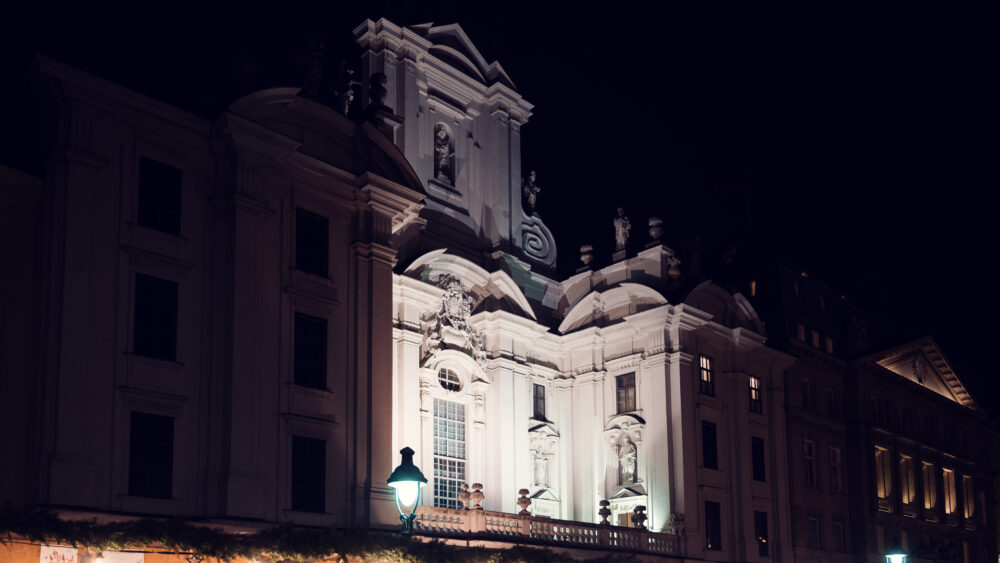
left=0, top=16, right=996, bottom=563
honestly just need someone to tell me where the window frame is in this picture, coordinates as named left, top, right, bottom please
left=751, top=436, right=766, bottom=482
left=705, top=501, right=722, bottom=550
left=533, top=383, right=546, bottom=420
left=293, top=311, right=328, bottom=390
left=128, top=411, right=174, bottom=499
left=749, top=375, right=762, bottom=413
left=698, top=355, right=715, bottom=397
left=133, top=273, right=178, bottom=362
left=804, top=439, right=817, bottom=488
left=616, top=373, right=636, bottom=413
left=702, top=421, right=719, bottom=470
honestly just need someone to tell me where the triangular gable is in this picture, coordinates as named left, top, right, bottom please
left=408, top=22, right=516, bottom=88
left=871, top=337, right=976, bottom=409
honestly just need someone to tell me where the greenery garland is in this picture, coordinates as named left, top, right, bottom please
left=0, top=506, right=639, bottom=562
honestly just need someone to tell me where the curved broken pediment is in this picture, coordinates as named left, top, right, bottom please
left=558, top=283, right=668, bottom=334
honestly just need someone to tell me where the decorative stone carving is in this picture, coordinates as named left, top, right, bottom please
left=631, top=505, right=648, bottom=530
left=517, top=489, right=532, bottom=515
left=458, top=483, right=471, bottom=510
left=579, top=244, right=594, bottom=267
left=522, top=170, right=541, bottom=215
left=533, top=453, right=550, bottom=487
left=470, top=483, right=484, bottom=510
left=520, top=214, right=557, bottom=268
left=648, top=216, right=663, bottom=243
left=613, top=207, right=631, bottom=251
left=423, top=274, right=486, bottom=367
left=666, top=513, right=686, bottom=535
left=433, top=123, right=455, bottom=184
left=619, top=438, right=637, bottom=485
left=598, top=500, right=612, bottom=526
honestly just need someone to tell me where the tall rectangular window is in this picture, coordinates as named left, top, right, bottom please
left=749, top=375, right=762, bottom=413
left=796, top=323, right=806, bottom=340
left=705, top=501, right=722, bottom=550
left=801, top=379, right=813, bottom=409
left=832, top=521, right=846, bottom=552
left=943, top=468, right=957, bottom=514
left=900, top=454, right=916, bottom=504
left=133, top=274, right=178, bottom=361
left=295, top=208, right=329, bottom=278
left=829, top=446, right=842, bottom=493
left=699, top=355, right=715, bottom=396
left=963, top=475, right=974, bottom=519
left=811, top=330, right=820, bottom=347
left=533, top=383, right=546, bottom=420
left=754, top=511, right=769, bottom=556
left=291, top=436, right=325, bottom=512
left=875, top=446, right=892, bottom=499
left=128, top=412, right=174, bottom=499
left=137, top=156, right=181, bottom=235
left=433, top=398, right=466, bottom=509
left=803, top=439, right=816, bottom=488
left=702, top=421, right=718, bottom=470
left=922, top=461, right=937, bottom=509
left=807, top=517, right=821, bottom=548
left=752, top=437, right=766, bottom=482
left=616, top=373, right=635, bottom=413
left=294, top=312, right=327, bottom=390
left=825, top=388, right=838, bottom=418
left=824, top=336, right=834, bottom=354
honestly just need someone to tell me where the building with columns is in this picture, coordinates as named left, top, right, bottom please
left=1, top=15, right=995, bottom=563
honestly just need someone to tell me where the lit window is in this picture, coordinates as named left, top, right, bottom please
left=433, top=398, right=466, bottom=509
left=829, top=447, right=842, bottom=493
left=754, top=511, right=768, bottom=556
left=699, top=355, right=715, bottom=396
left=963, top=475, right=974, bottom=519
left=533, top=383, right=546, bottom=420
left=900, top=454, right=916, bottom=504
left=749, top=375, right=762, bottom=413
left=875, top=446, right=892, bottom=499
left=616, top=373, right=636, bottom=413
left=804, top=439, right=816, bottom=488
left=438, top=368, right=461, bottom=392
left=943, top=468, right=957, bottom=514
left=922, top=461, right=937, bottom=509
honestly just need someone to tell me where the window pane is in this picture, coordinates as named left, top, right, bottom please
left=133, top=274, right=178, bottom=361
left=754, top=511, right=768, bottom=556
left=702, top=421, right=718, bottom=470
left=128, top=412, right=174, bottom=499
left=752, top=437, right=766, bottom=481
left=705, top=501, right=721, bottom=550
left=433, top=398, right=466, bottom=509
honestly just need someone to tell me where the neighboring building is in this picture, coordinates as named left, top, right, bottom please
left=0, top=17, right=995, bottom=563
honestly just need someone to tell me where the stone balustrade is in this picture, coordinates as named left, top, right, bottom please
left=413, top=505, right=681, bottom=557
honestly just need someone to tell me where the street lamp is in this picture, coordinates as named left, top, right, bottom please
left=885, top=541, right=907, bottom=563
left=387, top=446, right=427, bottom=534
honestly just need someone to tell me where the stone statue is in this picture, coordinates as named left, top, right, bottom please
left=335, top=62, right=360, bottom=116
left=613, top=208, right=631, bottom=251
left=522, top=170, right=541, bottom=215
left=619, top=440, right=637, bottom=484
left=534, top=454, right=550, bottom=487
left=434, top=124, right=454, bottom=183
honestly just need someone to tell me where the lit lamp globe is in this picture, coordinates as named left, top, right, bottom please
left=387, top=446, right=428, bottom=534
left=885, top=542, right=907, bottom=563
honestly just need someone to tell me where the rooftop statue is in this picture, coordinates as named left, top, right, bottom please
left=522, top=170, right=541, bottom=215
left=614, top=207, right=631, bottom=251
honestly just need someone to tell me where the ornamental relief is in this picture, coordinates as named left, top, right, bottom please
left=421, top=274, right=487, bottom=367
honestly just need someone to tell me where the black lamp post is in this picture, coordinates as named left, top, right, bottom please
left=387, top=446, right=428, bottom=534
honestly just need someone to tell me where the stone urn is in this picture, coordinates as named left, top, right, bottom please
left=458, top=483, right=471, bottom=510
left=470, top=483, right=484, bottom=510
left=631, top=505, right=648, bottom=530
left=648, top=217, right=663, bottom=242
left=667, top=254, right=682, bottom=280
left=598, top=499, right=611, bottom=526
left=517, top=488, right=532, bottom=515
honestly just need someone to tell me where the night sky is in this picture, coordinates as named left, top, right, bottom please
left=3, top=2, right=997, bottom=414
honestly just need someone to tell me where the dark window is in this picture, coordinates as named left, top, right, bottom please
left=752, top=437, right=766, bottom=481
left=295, top=208, right=329, bottom=278
left=705, top=501, right=722, bottom=550
left=294, top=312, right=327, bottom=390
left=533, top=384, right=546, bottom=420
left=807, top=517, right=821, bottom=548
left=616, top=373, right=635, bottom=413
left=755, top=511, right=769, bottom=556
left=749, top=375, right=762, bottom=413
left=699, top=355, right=715, bottom=396
left=801, top=379, right=813, bottom=409
left=133, top=274, right=178, bottom=361
left=825, top=388, right=838, bottom=418
left=128, top=412, right=173, bottom=499
left=291, top=436, right=325, bottom=513
left=804, top=439, right=817, bottom=488
left=702, top=421, right=718, bottom=470
left=832, top=521, right=846, bottom=551
left=137, top=156, right=181, bottom=235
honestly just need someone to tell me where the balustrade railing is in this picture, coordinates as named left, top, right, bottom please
left=413, top=506, right=680, bottom=556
